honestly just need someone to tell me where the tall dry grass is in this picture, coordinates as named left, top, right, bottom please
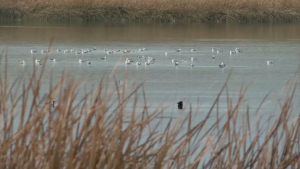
left=0, top=44, right=300, bottom=168
left=1, top=0, right=300, bottom=22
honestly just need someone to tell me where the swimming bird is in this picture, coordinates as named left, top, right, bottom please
left=191, top=49, right=196, bottom=52
left=176, top=49, right=181, bottom=52
left=119, top=79, right=127, bottom=84
left=107, top=51, right=114, bottom=55
left=101, top=57, right=106, bottom=60
left=35, top=59, right=41, bottom=64
left=212, top=55, right=215, bottom=59
left=230, top=51, right=236, bottom=55
left=50, top=58, right=56, bottom=62
left=191, top=64, right=194, bottom=67
left=191, top=57, right=197, bottom=61
left=56, top=49, right=61, bottom=52
left=177, top=101, right=183, bottom=109
left=51, top=101, right=55, bottom=107
left=219, top=62, right=226, bottom=68
left=136, top=62, right=141, bottom=66
left=217, top=49, right=223, bottom=53
left=64, top=50, right=70, bottom=53
left=93, top=47, right=97, bottom=50
left=175, top=61, right=179, bottom=66
left=267, top=61, right=275, bottom=65
left=145, top=62, right=150, bottom=66
left=41, top=50, right=48, bottom=54
left=31, top=50, right=38, bottom=54
left=123, top=50, right=131, bottom=53
left=181, top=60, right=188, bottom=62
left=87, top=61, right=91, bottom=65
left=212, top=48, right=217, bottom=53
left=235, top=48, right=242, bottom=53
left=165, top=52, right=168, bottom=56
left=18, top=60, right=25, bottom=64
left=104, top=49, right=108, bottom=51
left=79, top=59, right=86, bottom=63
left=125, top=58, right=131, bottom=64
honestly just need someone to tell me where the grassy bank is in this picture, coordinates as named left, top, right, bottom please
left=0, top=44, right=300, bottom=168
left=1, top=0, right=300, bottom=23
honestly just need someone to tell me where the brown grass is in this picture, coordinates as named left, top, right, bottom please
left=0, top=44, right=300, bottom=168
left=1, top=0, right=300, bottom=22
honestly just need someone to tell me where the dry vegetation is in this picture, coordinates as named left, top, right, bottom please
left=0, top=44, right=300, bottom=168
left=1, top=0, right=300, bottom=22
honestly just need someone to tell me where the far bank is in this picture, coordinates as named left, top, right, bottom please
left=1, top=0, right=300, bottom=23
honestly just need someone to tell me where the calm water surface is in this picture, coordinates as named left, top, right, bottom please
left=0, top=22, right=300, bottom=123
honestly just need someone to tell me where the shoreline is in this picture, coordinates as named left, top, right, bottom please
left=1, top=7, right=300, bottom=23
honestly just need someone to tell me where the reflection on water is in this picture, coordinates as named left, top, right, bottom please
left=0, top=22, right=300, bottom=117
left=1, top=22, right=300, bottom=43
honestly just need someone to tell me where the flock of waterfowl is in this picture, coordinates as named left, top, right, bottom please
left=18, top=47, right=275, bottom=69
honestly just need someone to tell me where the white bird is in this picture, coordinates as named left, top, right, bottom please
left=235, top=48, right=242, bottom=53
left=64, top=50, right=70, bottom=53
left=230, top=51, right=236, bottom=55
left=18, top=60, right=25, bottom=64
left=175, top=61, right=179, bottom=66
left=56, top=49, right=61, bottom=52
left=267, top=61, right=274, bottom=65
left=41, top=50, right=47, bottom=54
left=107, top=51, right=113, bottom=55
left=191, top=49, right=196, bottom=52
left=212, top=55, right=215, bottom=59
left=165, top=52, right=168, bottom=56
left=79, top=59, right=86, bottom=63
left=125, top=58, right=131, bottom=64
left=217, top=49, right=223, bottom=53
left=219, top=62, right=226, bottom=68
left=191, top=57, right=197, bottom=61
left=50, top=58, right=56, bottom=62
left=35, top=59, right=41, bottom=64
left=31, top=50, right=38, bottom=54
left=136, top=62, right=141, bottom=66
left=119, top=79, right=127, bottom=84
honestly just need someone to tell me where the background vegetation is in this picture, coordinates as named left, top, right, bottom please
left=1, top=0, right=300, bottom=22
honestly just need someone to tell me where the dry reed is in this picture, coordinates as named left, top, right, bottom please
left=0, top=44, right=299, bottom=168
left=1, top=0, right=300, bottom=22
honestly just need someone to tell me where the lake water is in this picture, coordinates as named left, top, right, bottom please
left=0, top=22, right=300, bottom=123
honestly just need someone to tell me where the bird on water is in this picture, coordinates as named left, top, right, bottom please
left=177, top=101, right=183, bottom=109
